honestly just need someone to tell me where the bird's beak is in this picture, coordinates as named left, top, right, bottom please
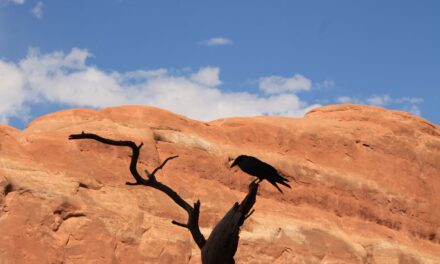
left=230, top=160, right=237, bottom=168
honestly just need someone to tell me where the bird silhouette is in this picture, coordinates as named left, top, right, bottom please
left=230, top=155, right=291, bottom=193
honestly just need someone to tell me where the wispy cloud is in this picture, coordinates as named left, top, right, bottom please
left=0, top=0, right=25, bottom=6
left=314, top=79, right=335, bottom=90
left=336, top=94, right=423, bottom=116
left=258, top=74, right=312, bottom=94
left=31, top=1, right=43, bottom=19
left=199, top=37, right=233, bottom=46
left=336, top=96, right=362, bottom=105
left=366, top=95, right=391, bottom=106
left=0, top=48, right=320, bottom=124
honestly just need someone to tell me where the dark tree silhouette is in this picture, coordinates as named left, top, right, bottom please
left=68, top=131, right=259, bottom=264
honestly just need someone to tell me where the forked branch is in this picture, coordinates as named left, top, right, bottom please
left=68, top=131, right=206, bottom=249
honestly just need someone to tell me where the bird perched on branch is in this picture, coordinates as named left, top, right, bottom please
left=230, top=155, right=291, bottom=193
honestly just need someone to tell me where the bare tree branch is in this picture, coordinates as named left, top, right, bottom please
left=68, top=132, right=206, bottom=249
left=172, top=220, right=188, bottom=228
left=69, top=131, right=261, bottom=263
left=150, top=155, right=179, bottom=177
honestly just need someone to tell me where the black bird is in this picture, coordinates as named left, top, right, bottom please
left=230, top=155, right=291, bottom=193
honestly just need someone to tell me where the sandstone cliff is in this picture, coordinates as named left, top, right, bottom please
left=0, top=104, right=439, bottom=263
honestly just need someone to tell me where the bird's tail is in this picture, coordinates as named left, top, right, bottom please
left=278, top=180, right=291, bottom=189
left=278, top=171, right=290, bottom=182
left=270, top=181, right=284, bottom=194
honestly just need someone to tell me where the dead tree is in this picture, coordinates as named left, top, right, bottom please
left=69, top=132, right=259, bottom=264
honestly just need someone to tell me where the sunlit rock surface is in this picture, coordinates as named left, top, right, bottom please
left=0, top=104, right=439, bottom=263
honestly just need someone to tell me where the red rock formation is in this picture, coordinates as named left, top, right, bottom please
left=0, top=104, right=439, bottom=263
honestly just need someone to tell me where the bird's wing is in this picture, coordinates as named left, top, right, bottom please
left=260, top=164, right=291, bottom=188
left=240, top=158, right=264, bottom=176
left=243, top=163, right=263, bottom=177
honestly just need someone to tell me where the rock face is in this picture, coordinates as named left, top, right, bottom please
left=0, top=104, right=439, bottom=264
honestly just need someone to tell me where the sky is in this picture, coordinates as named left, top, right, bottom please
left=0, top=0, right=439, bottom=129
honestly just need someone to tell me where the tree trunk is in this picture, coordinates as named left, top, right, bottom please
left=202, top=182, right=258, bottom=264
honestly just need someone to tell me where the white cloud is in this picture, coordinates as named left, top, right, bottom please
left=199, top=37, right=233, bottom=46
left=0, top=48, right=320, bottom=124
left=191, top=67, right=221, bottom=87
left=259, top=74, right=312, bottom=94
left=336, top=95, right=423, bottom=116
left=0, top=60, right=29, bottom=123
left=31, top=1, right=43, bottom=19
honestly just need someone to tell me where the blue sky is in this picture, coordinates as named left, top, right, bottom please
left=0, top=0, right=439, bottom=129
